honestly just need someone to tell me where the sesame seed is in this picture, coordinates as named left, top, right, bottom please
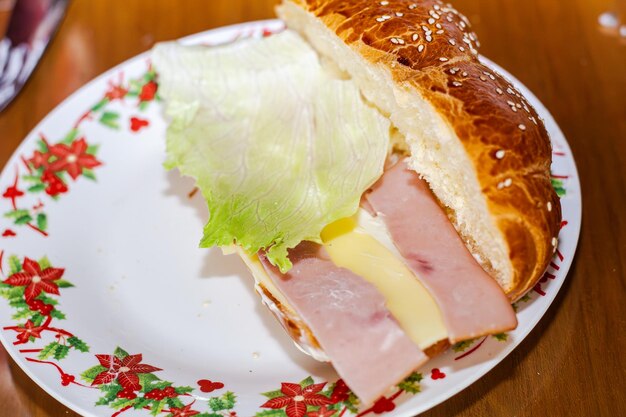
left=437, top=29, right=444, bottom=34
left=390, top=37, right=399, bottom=44
left=449, top=69, right=457, bottom=74
left=439, top=57, right=448, bottom=62
left=507, top=100, right=515, bottom=106
left=504, top=178, right=512, bottom=187
left=496, top=88, right=503, bottom=94
left=380, top=1, right=389, bottom=5
left=422, top=25, right=430, bottom=31
left=412, top=33, right=419, bottom=41
left=436, top=23, right=442, bottom=29
left=462, top=71, right=468, bottom=77
left=495, top=150, right=506, bottom=159
left=511, top=106, right=517, bottom=112
left=382, top=14, right=391, bottom=20
left=551, top=237, right=558, bottom=246
left=459, top=46, right=465, bottom=51
left=480, top=76, right=487, bottom=81
left=428, top=18, right=436, bottom=24
left=518, top=123, right=526, bottom=131
left=434, top=4, right=441, bottom=10
left=449, top=39, right=456, bottom=45
left=396, top=12, right=404, bottom=17
left=397, top=38, right=405, bottom=44
left=376, top=17, right=385, bottom=22
left=507, top=87, right=515, bottom=94
left=418, top=44, right=425, bottom=52
left=452, top=81, right=463, bottom=87
left=547, top=201, right=552, bottom=211
left=426, top=36, right=432, bottom=42
left=409, top=3, right=417, bottom=10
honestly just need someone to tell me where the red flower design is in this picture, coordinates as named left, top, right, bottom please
left=139, top=80, right=158, bottom=102
left=48, top=138, right=101, bottom=180
left=261, top=382, right=332, bottom=417
left=168, top=404, right=200, bottom=417
left=105, top=84, right=128, bottom=101
left=41, top=170, right=68, bottom=196
left=15, top=320, right=44, bottom=344
left=92, top=353, right=161, bottom=391
left=2, top=184, right=24, bottom=200
left=306, top=405, right=336, bottom=417
left=2, top=229, right=16, bottom=237
left=2, top=257, right=64, bottom=302
left=28, top=150, right=50, bottom=169
left=130, top=117, right=149, bottom=132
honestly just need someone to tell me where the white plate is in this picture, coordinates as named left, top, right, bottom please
left=0, top=20, right=581, bottom=417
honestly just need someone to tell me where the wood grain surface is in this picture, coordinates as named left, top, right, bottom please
left=0, top=0, right=624, bottom=416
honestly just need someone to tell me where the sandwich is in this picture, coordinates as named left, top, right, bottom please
left=151, top=0, right=562, bottom=406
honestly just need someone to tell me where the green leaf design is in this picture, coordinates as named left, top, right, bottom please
left=261, top=389, right=284, bottom=399
left=397, top=371, right=423, bottom=394
left=54, top=344, right=71, bottom=360
left=5, top=209, right=30, bottom=219
left=87, top=144, right=99, bottom=155
left=133, top=397, right=153, bottom=410
left=174, top=386, right=194, bottom=395
left=165, top=397, right=184, bottom=409
left=95, top=383, right=121, bottom=406
left=27, top=184, right=46, bottom=193
left=56, top=280, right=74, bottom=288
left=114, top=347, right=129, bottom=359
left=37, top=256, right=51, bottom=270
left=138, top=101, right=150, bottom=111
left=82, top=169, right=97, bottom=181
left=81, top=365, right=107, bottom=383
left=99, top=112, right=121, bottom=129
left=551, top=178, right=566, bottom=197
left=36, top=294, right=58, bottom=305
left=110, top=398, right=137, bottom=410
left=36, top=213, right=47, bottom=231
left=67, top=336, right=89, bottom=352
left=8, top=255, right=22, bottom=274
left=299, top=376, right=314, bottom=388
left=11, top=308, right=36, bottom=320
left=9, top=298, right=28, bottom=309
left=50, top=309, right=66, bottom=320
left=91, top=98, right=109, bottom=112
left=15, top=214, right=33, bottom=225
left=31, top=313, right=45, bottom=326
left=36, top=139, right=49, bottom=153
left=208, top=391, right=236, bottom=411
left=38, top=342, right=60, bottom=360
left=61, top=128, right=79, bottom=145
left=149, top=399, right=167, bottom=416
left=255, top=410, right=288, bottom=417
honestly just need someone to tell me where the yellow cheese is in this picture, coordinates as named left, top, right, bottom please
left=321, top=216, right=448, bottom=349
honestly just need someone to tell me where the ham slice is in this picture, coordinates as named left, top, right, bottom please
left=259, top=242, right=428, bottom=406
left=365, top=160, right=517, bottom=342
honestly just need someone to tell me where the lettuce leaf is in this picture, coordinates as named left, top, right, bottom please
left=152, top=30, right=389, bottom=271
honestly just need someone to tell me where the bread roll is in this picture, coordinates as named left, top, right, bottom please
left=277, top=0, right=562, bottom=301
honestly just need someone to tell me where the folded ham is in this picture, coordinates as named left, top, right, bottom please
left=259, top=242, right=428, bottom=406
left=365, top=160, right=517, bottom=342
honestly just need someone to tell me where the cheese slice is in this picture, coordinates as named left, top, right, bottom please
left=239, top=208, right=448, bottom=352
left=321, top=213, right=448, bottom=349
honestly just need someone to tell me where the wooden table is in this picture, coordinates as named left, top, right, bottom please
left=0, top=0, right=624, bottom=416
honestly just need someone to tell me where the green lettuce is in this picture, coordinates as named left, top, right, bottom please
left=152, top=30, right=389, bottom=271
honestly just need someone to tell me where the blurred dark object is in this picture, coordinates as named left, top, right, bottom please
left=0, top=344, right=29, bottom=417
left=0, top=0, right=68, bottom=113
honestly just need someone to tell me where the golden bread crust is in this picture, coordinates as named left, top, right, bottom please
left=285, top=0, right=562, bottom=300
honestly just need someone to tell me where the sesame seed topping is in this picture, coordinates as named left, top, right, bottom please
left=428, top=18, right=436, bottom=24
left=507, top=87, right=515, bottom=94
left=422, top=25, right=430, bottom=31
left=397, top=38, right=405, bottom=44
left=409, top=3, right=417, bottom=10
left=480, top=76, right=487, bottom=81
left=518, top=123, right=526, bottom=131
left=426, top=36, right=432, bottom=42
left=547, top=202, right=552, bottom=212
left=449, top=39, right=456, bottom=45
left=436, top=23, right=442, bottom=29
left=504, top=178, right=512, bottom=187
left=437, top=29, right=444, bottom=34
left=496, top=88, right=503, bottom=94
left=459, top=46, right=465, bottom=52
left=452, top=81, right=463, bottom=87
left=396, top=12, right=404, bottom=17
left=412, top=33, right=419, bottom=41
left=376, top=17, right=385, bottom=22
left=418, top=44, right=425, bottom=52
left=495, top=150, right=506, bottom=159
left=439, top=57, right=448, bottom=62
left=507, top=100, right=515, bottom=106
left=382, top=14, right=391, bottom=20
left=551, top=237, right=558, bottom=246
left=462, top=71, right=468, bottom=77
left=380, top=1, right=389, bottom=5
left=390, top=37, right=399, bottom=44
left=511, top=106, right=518, bottom=112
left=434, top=4, right=441, bottom=10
